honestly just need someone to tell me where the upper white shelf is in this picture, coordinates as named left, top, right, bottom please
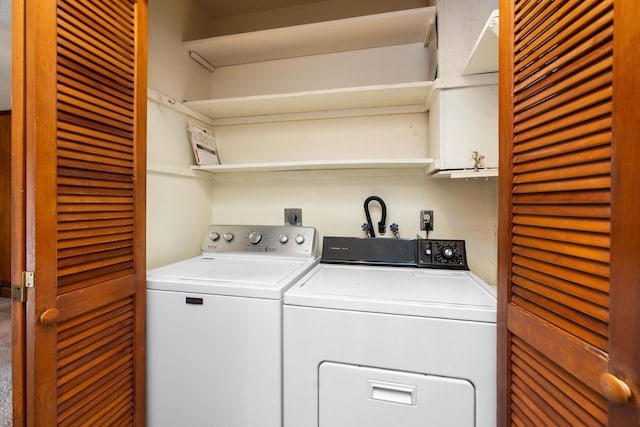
left=183, top=81, right=433, bottom=123
left=183, top=7, right=436, bottom=67
left=462, top=10, right=499, bottom=76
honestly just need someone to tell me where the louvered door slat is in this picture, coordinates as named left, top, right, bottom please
left=512, top=339, right=606, bottom=424
left=58, top=217, right=133, bottom=231
left=513, top=246, right=608, bottom=278
left=514, top=160, right=611, bottom=184
left=58, top=129, right=134, bottom=156
left=514, top=0, right=608, bottom=64
left=57, top=8, right=133, bottom=65
left=58, top=121, right=133, bottom=151
left=514, top=87, right=612, bottom=134
left=515, top=70, right=611, bottom=121
left=514, top=145, right=611, bottom=173
left=511, top=382, right=553, bottom=425
left=57, top=58, right=134, bottom=105
left=513, top=103, right=611, bottom=144
left=512, top=363, right=579, bottom=426
left=58, top=157, right=133, bottom=175
left=62, top=0, right=133, bottom=51
left=512, top=273, right=607, bottom=322
left=513, top=176, right=611, bottom=194
left=58, top=84, right=134, bottom=119
left=513, top=118, right=611, bottom=154
left=513, top=0, right=543, bottom=33
left=513, top=235, right=608, bottom=263
left=513, top=189, right=610, bottom=205
left=512, top=264, right=608, bottom=308
left=513, top=224, right=609, bottom=247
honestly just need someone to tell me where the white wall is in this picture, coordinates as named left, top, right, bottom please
left=210, top=172, right=497, bottom=285
left=147, top=0, right=216, bottom=269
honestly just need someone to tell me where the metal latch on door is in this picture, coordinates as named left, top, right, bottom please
left=12, top=271, right=34, bottom=303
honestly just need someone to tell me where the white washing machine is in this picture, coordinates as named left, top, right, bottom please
left=147, top=225, right=318, bottom=427
left=283, top=237, right=497, bottom=427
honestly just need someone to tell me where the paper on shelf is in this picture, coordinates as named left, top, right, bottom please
left=187, top=121, right=220, bottom=165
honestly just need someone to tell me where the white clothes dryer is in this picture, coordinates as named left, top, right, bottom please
left=147, top=225, right=318, bottom=427
left=283, top=237, right=497, bottom=427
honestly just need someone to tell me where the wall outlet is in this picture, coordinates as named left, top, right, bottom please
left=284, top=208, right=302, bottom=226
left=420, top=210, right=434, bottom=231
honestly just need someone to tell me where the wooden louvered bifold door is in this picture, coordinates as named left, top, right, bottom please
left=498, top=0, right=618, bottom=425
left=20, top=0, right=147, bottom=425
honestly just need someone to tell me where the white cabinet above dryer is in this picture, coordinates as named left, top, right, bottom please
left=427, top=78, right=499, bottom=177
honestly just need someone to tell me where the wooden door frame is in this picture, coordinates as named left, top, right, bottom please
left=496, top=0, right=514, bottom=424
left=609, top=0, right=640, bottom=422
left=11, top=0, right=26, bottom=424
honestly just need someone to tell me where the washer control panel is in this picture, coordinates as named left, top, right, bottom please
left=202, top=225, right=318, bottom=258
left=417, top=239, right=469, bottom=270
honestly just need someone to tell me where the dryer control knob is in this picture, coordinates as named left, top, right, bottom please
left=279, top=234, right=289, bottom=244
left=209, top=232, right=220, bottom=242
left=223, top=233, right=234, bottom=242
left=294, top=234, right=305, bottom=244
left=248, top=231, right=262, bottom=244
left=442, top=246, right=455, bottom=259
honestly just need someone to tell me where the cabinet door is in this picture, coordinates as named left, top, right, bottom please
left=498, top=0, right=639, bottom=425
left=12, top=0, right=148, bottom=424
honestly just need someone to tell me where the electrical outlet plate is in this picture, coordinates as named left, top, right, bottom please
left=420, top=210, right=434, bottom=231
left=284, top=208, right=302, bottom=226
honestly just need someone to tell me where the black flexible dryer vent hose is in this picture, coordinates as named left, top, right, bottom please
left=364, top=196, right=387, bottom=238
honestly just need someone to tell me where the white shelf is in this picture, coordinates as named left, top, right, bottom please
left=183, top=7, right=436, bottom=67
left=462, top=10, right=499, bottom=76
left=191, top=158, right=434, bottom=174
left=147, top=163, right=210, bottom=179
left=183, top=81, right=434, bottom=124
left=433, top=168, right=498, bottom=179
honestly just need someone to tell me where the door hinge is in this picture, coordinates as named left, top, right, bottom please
left=12, top=271, right=34, bottom=303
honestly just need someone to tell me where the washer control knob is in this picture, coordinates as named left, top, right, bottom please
left=248, top=231, right=262, bottom=244
left=223, top=233, right=234, bottom=242
left=442, top=246, right=455, bottom=259
left=278, top=234, right=289, bottom=244
left=294, top=234, right=305, bottom=245
left=424, top=248, right=432, bottom=256
left=209, top=232, right=220, bottom=242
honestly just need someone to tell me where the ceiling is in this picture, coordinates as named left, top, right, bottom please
left=0, top=0, right=10, bottom=111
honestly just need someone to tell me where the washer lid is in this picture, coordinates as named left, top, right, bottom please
left=147, top=255, right=319, bottom=299
left=284, top=264, right=496, bottom=322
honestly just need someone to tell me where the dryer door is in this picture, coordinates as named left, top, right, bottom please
left=319, top=362, right=474, bottom=427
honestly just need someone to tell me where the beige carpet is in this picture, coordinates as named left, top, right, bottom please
left=0, top=297, right=10, bottom=426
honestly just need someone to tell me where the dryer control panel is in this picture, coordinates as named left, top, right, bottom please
left=201, top=225, right=318, bottom=258
left=417, top=239, right=469, bottom=270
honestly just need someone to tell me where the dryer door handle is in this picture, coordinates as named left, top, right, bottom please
left=368, top=380, right=417, bottom=406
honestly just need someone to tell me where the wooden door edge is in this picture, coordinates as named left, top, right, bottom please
left=11, top=0, right=27, bottom=425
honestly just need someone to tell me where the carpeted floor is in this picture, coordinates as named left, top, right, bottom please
left=0, top=297, right=10, bottom=426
